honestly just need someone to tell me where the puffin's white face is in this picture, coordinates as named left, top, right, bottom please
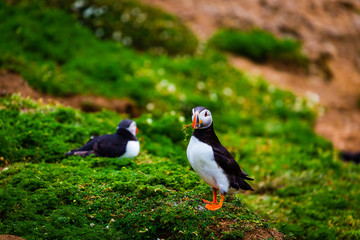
left=192, top=107, right=213, bottom=129
left=127, top=121, right=138, bottom=136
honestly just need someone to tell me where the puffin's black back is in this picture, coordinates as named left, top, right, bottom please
left=193, top=123, right=254, bottom=191
left=93, top=129, right=136, bottom=157
left=66, top=120, right=137, bottom=157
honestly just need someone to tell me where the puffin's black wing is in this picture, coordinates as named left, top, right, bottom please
left=93, top=134, right=127, bottom=158
left=212, top=144, right=254, bottom=191
left=65, top=137, right=99, bottom=156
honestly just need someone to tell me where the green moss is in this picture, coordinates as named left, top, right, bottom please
left=278, top=223, right=305, bottom=237
left=308, top=228, right=336, bottom=240
left=209, top=28, right=309, bottom=68
left=8, top=0, right=198, bottom=55
left=341, top=230, right=360, bottom=240
left=1, top=88, right=359, bottom=239
left=0, top=146, right=267, bottom=239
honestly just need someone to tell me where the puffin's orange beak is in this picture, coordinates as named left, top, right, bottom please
left=136, top=127, right=139, bottom=134
left=192, top=112, right=202, bottom=129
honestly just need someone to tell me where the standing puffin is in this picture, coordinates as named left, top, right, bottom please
left=66, top=119, right=140, bottom=158
left=187, top=106, right=254, bottom=210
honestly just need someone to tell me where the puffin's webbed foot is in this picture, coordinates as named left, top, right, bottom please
left=205, top=195, right=224, bottom=211
left=202, top=189, right=218, bottom=204
left=205, top=203, right=222, bottom=210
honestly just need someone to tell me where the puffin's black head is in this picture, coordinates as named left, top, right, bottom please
left=116, top=119, right=138, bottom=136
left=191, top=106, right=213, bottom=130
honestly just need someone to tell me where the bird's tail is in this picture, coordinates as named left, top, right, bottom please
left=65, top=150, right=75, bottom=156
left=231, top=175, right=254, bottom=191
left=244, top=176, right=254, bottom=181
left=65, top=150, right=95, bottom=157
left=240, top=169, right=254, bottom=181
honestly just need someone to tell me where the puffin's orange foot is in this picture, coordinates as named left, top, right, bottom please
left=205, top=203, right=222, bottom=211
left=202, top=190, right=218, bottom=204
left=205, top=194, right=225, bottom=210
left=202, top=199, right=217, bottom=204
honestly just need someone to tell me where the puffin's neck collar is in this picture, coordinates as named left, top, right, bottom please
left=192, top=123, right=220, bottom=145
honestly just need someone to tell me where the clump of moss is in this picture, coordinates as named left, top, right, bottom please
left=209, top=28, right=309, bottom=69
left=74, top=0, right=199, bottom=55
left=9, top=0, right=198, bottom=55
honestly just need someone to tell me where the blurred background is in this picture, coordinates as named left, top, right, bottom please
left=146, top=0, right=360, bottom=152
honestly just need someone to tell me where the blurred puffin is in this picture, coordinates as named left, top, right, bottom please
left=340, top=151, right=360, bottom=164
left=66, top=119, right=140, bottom=158
left=187, top=106, right=254, bottom=210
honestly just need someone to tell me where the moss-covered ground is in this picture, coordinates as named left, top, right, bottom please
left=0, top=96, right=276, bottom=239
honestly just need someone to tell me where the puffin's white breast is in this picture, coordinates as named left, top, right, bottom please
left=120, top=140, right=140, bottom=158
left=186, top=136, right=229, bottom=192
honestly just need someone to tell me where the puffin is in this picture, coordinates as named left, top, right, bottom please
left=186, top=106, right=254, bottom=210
left=340, top=151, right=360, bottom=164
left=65, top=119, right=140, bottom=158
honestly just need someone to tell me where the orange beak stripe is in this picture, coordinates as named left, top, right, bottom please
left=192, top=112, right=202, bottom=129
left=192, top=113, right=197, bottom=129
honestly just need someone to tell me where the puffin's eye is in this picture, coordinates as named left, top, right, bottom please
left=205, top=111, right=208, bottom=117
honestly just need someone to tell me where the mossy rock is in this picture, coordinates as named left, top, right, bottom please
left=9, top=0, right=198, bottom=55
